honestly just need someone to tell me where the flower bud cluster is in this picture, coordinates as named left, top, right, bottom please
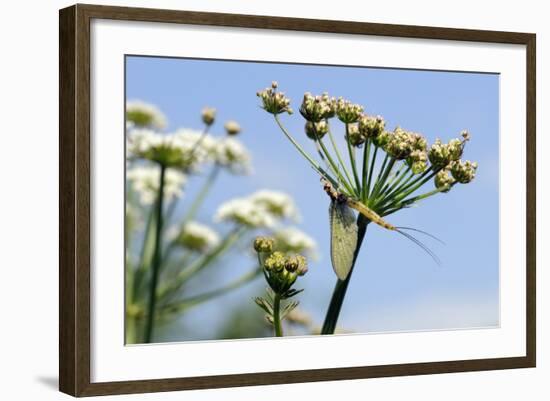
left=450, top=160, right=478, bottom=184
left=434, top=168, right=455, bottom=192
left=428, top=135, right=465, bottom=168
left=257, top=82, right=293, bottom=115
left=358, top=115, right=385, bottom=139
left=224, top=120, right=241, bottom=136
left=299, top=92, right=337, bottom=122
left=201, top=107, right=216, bottom=126
left=254, top=237, right=308, bottom=296
left=346, top=124, right=364, bottom=147
left=304, top=120, right=329, bottom=140
left=336, top=97, right=364, bottom=124
left=384, top=127, right=427, bottom=160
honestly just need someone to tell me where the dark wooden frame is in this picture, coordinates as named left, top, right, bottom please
left=59, top=3, right=536, bottom=397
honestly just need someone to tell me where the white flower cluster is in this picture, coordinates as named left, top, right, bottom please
left=127, top=128, right=252, bottom=174
left=274, top=227, right=318, bottom=258
left=215, top=190, right=299, bottom=228
left=127, top=128, right=214, bottom=171
left=248, top=190, right=299, bottom=221
left=175, top=221, right=220, bottom=252
left=127, top=166, right=187, bottom=205
left=126, top=100, right=167, bottom=130
left=214, top=138, right=252, bottom=174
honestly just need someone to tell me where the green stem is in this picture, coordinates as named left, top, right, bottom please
left=345, top=123, right=362, bottom=196
left=157, top=227, right=246, bottom=299
left=366, top=145, right=378, bottom=198
left=370, top=157, right=396, bottom=203
left=132, top=206, right=156, bottom=301
left=161, top=267, right=262, bottom=314
left=182, top=164, right=220, bottom=225
left=274, top=115, right=324, bottom=176
left=321, top=215, right=369, bottom=335
left=326, top=124, right=355, bottom=193
left=273, top=293, right=283, bottom=337
left=361, top=139, right=371, bottom=202
left=143, top=164, right=166, bottom=343
left=186, top=124, right=211, bottom=163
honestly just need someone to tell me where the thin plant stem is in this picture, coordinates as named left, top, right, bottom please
left=143, top=164, right=166, bottom=343
left=273, top=115, right=339, bottom=190
left=315, top=133, right=355, bottom=195
left=370, top=157, right=396, bottom=203
left=181, top=164, right=221, bottom=225
left=366, top=145, right=379, bottom=198
left=161, top=267, right=262, bottom=314
left=361, top=139, right=371, bottom=202
left=375, top=164, right=410, bottom=203
left=273, top=293, right=283, bottom=337
left=345, top=123, right=362, bottom=196
left=186, top=124, right=211, bottom=163
left=321, top=215, right=369, bottom=334
left=326, top=124, right=355, bottom=193
left=157, top=227, right=246, bottom=299
left=132, top=206, right=156, bottom=301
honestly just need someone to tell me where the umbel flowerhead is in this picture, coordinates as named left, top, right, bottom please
left=254, top=236, right=308, bottom=298
left=300, top=92, right=337, bottom=122
left=256, top=81, right=293, bottom=115
left=256, top=81, right=478, bottom=225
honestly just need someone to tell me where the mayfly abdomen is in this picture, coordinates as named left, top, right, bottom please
left=329, top=200, right=359, bottom=281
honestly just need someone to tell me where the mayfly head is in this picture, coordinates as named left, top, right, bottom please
left=321, top=178, right=340, bottom=202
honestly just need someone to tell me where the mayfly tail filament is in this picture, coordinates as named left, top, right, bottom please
left=395, top=226, right=446, bottom=245
left=395, top=229, right=442, bottom=266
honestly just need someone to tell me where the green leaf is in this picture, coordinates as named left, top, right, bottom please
left=329, top=201, right=359, bottom=280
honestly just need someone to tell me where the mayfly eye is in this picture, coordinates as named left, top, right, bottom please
left=329, top=201, right=358, bottom=280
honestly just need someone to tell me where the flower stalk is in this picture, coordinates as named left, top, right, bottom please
left=144, top=163, right=166, bottom=343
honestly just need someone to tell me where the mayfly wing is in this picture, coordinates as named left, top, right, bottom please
left=329, top=200, right=359, bottom=281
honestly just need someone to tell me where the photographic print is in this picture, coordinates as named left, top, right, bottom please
left=124, top=56, right=498, bottom=345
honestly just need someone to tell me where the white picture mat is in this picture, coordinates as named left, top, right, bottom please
left=90, top=19, right=526, bottom=382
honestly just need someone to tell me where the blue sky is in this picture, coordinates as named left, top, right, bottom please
left=126, top=56, right=500, bottom=341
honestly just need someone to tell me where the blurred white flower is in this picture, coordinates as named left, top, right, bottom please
left=127, top=166, right=187, bottom=205
left=127, top=128, right=215, bottom=171
left=214, top=197, right=276, bottom=228
left=175, top=221, right=220, bottom=252
left=214, top=137, right=252, bottom=174
left=274, top=227, right=318, bottom=258
left=126, top=100, right=167, bottom=130
left=249, top=190, right=299, bottom=221
left=214, top=190, right=299, bottom=228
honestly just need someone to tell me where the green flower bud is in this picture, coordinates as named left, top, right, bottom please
left=450, top=160, right=478, bottom=184
left=264, top=251, right=286, bottom=272
left=299, top=92, right=337, bottom=122
left=284, top=256, right=299, bottom=272
left=336, top=97, right=364, bottom=124
left=346, top=124, right=365, bottom=147
left=407, top=149, right=428, bottom=174
left=294, top=255, right=308, bottom=276
left=448, top=138, right=464, bottom=161
left=201, top=107, right=216, bottom=126
left=257, top=84, right=293, bottom=115
left=254, top=236, right=274, bottom=253
left=224, top=120, right=241, bottom=136
left=428, top=138, right=452, bottom=168
left=358, top=115, right=385, bottom=139
left=385, top=127, right=414, bottom=160
left=304, top=120, right=329, bottom=140
left=434, top=169, right=455, bottom=192
left=410, top=132, right=428, bottom=151
left=373, top=130, right=391, bottom=148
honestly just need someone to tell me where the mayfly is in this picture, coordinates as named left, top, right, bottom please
left=323, top=178, right=442, bottom=280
